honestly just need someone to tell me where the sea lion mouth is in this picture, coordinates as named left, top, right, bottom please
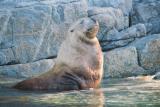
left=86, top=24, right=99, bottom=39
left=85, top=18, right=99, bottom=39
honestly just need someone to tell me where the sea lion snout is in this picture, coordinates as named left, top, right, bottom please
left=86, top=18, right=99, bottom=39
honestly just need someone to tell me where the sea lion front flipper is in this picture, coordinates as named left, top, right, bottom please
left=57, top=71, right=87, bottom=91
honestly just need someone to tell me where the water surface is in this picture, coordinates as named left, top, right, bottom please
left=0, top=76, right=160, bottom=107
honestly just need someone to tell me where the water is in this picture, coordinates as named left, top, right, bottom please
left=0, top=76, right=160, bottom=107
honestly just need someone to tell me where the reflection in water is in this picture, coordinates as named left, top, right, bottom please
left=0, top=82, right=105, bottom=107
left=31, top=90, right=105, bottom=107
left=1, top=77, right=160, bottom=107
left=102, top=77, right=160, bottom=107
left=0, top=90, right=105, bottom=107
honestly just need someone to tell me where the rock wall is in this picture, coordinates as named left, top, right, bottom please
left=0, top=0, right=160, bottom=79
left=0, top=0, right=88, bottom=78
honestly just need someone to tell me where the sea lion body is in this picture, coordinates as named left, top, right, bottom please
left=14, top=18, right=103, bottom=92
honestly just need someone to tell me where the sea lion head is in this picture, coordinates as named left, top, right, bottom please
left=69, top=18, right=99, bottom=40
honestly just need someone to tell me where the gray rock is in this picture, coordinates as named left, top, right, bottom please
left=0, top=0, right=160, bottom=79
left=0, top=0, right=88, bottom=65
left=105, top=23, right=146, bottom=41
left=101, top=23, right=146, bottom=51
left=153, top=72, right=160, bottom=80
left=0, top=59, right=55, bottom=78
left=0, top=10, right=13, bottom=49
left=87, top=0, right=132, bottom=15
left=0, top=48, right=15, bottom=65
left=88, top=7, right=129, bottom=41
left=132, top=0, right=160, bottom=34
left=122, top=23, right=146, bottom=38
left=103, top=47, right=146, bottom=78
left=140, top=38, right=160, bottom=72
left=130, top=34, right=160, bottom=74
left=101, top=38, right=134, bottom=51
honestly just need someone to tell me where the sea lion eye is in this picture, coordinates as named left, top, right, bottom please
left=87, top=28, right=93, bottom=32
left=70, top=29, right=74, bottom=32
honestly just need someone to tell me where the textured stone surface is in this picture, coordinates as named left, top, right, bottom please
left=100, top=23, right=146, bottom=51
left=105, top=23, right=146, bottom=41
left=0, top=48, right=15, bottom=65
left=101, top=38, right=135, bottom=51
left=0, top=0, right=160, bottom=79
left=103, top=47, right=146, bottom=78
left=130, top=34, right=160, bottom=74
left=0, top=0, right=88, bottom=78
left=88, top=7, right=129, bottom=41
left=132, top=0, right=160, bottom=34
left=0, top=59, right=55, bottom=78
left=140, top=38, right=160, bottom=72
left=87, top=0, right=132, bottom=15
left=0, top=0, right=88, bottom=65
left=88, top=7, right=146, bottom=51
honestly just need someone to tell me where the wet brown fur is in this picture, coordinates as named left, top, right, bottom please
left=13, top=18, right=103, bottom=92
left=13, top=63, right=101, bottom=91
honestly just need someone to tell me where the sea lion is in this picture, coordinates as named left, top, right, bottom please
left=13, top=17, right=103, bottom=92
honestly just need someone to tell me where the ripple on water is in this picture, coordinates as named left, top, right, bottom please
left=0, top=77, right=160, bottom=107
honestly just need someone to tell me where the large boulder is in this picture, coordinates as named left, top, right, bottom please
left=87, top=0, right=132, bottom=15
left=0, top=59, right=55, bottom=78
left=131, top=0, right=160, bottom=34
left=88, top=7, right=129, bottom=41
left=101, top=23, right=146, bottom=51
left=0, top=0, right=88, bottom=65
left=130, top=34, right=160, bottom=74
left=103, top=34, right=160, bottom=78
left=88, top=7, right=146, bottom=51
left=0, top=0, right=88, bottom=78
left=103, top=47, right=146, bottom=78
left=104, top=23, right=146, bottom=41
